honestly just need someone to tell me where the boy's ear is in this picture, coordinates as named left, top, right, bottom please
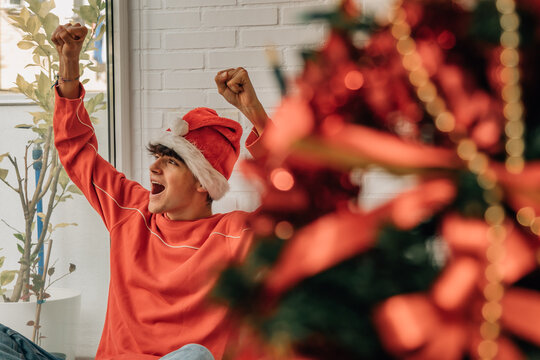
left=195, top=182, right=208, bottom=194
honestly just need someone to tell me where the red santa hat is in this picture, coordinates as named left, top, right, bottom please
left=150, top=108, right=243, bottom=200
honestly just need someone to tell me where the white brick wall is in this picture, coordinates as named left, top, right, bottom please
left=129, top=0, right=337, bottom=213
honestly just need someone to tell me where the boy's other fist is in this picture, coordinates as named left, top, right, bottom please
left=215, top=67, right=260, bottom=113
left=215, top=67, right=269, bottom=134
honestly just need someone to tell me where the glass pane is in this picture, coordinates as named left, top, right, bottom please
left=0, top=1, right=109, bottom=155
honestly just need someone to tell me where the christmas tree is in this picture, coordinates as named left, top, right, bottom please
left=214, top=0, right=540, bottom=359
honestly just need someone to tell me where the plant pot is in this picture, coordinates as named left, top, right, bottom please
left=0, top=288, right=81, bottom=360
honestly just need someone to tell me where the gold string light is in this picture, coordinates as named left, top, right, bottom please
left=494, top=0, right=540, bottom=238
left=497, top=0, right=525, bottom=174
left=386, top=0, right=526, bottom=358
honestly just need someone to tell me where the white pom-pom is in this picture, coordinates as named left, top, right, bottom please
left=168, top=117, right=189, bottom=136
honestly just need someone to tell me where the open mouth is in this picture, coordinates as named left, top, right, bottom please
left=151, top=181, right=165, bottom=195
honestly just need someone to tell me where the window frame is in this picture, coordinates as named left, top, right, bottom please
left=108, top=0, right=131, bottom=177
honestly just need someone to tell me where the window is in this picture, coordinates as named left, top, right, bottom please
left=0, top=1, right=111, bottom=285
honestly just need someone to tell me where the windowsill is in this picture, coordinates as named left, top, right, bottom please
left=0, top=91, right=35, bottom=106
left=0, top=90, right=104, bottom=106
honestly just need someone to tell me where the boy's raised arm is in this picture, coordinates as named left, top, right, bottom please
left=51, top=24, right=148, bottom=231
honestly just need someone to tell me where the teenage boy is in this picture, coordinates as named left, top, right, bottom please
left=0, top=23, right=270, bottom=360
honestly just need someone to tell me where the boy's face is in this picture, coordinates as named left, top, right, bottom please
left=148, top=154, right=202, bottom=218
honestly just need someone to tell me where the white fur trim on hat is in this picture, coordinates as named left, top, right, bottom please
left=150, top=131, right=230, bottom=200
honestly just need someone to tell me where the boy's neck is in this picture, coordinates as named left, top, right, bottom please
left=165, top=205, right=212, bottom=221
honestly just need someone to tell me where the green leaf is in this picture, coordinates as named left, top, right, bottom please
left=15, top=124, right=33, bottom=129
left=43, top=12, right=59, bottom=38
left=78, top=5, right=97, bottom=24
left=94, top=92, right=105, bottom=104
left=47, top=267, right=55, bottom=276
left=30, top=111, right=47, bottom=124
left=38, top=1, right=52, bottom=18
left=0, top=169, right=8, bottom=181
left=33, top=46, right=48, bottom=57
left=85, top=97, right=96, bottom=114
left=34, top=33, right=46, bottom=46
left=53, top=222, right=77, bottom=230
left=67, top=184, right=83, bottom=195
left=42, top=44, right=55, bottom=56
left=31, top=127, right=47, bottom=136
left=20, top=7, right=30, bottom=22
left=17, top=41, right=35, bottom=50
left=88, top=0, right=98, bottom=10
left=85, top=92, right=105, bottom=115
left=17, top=244, right=24, bottom=255
left=55, top=194, right=73, bottom=202
left=0, top=256, right=4, bottom=268
left=37, top=72, right=51, bottom=101
left=13, top=233, right=24, bottom=242
left=58, top=168, right=69, bottom=189
left=15, top=74, right=27, bottom=88
left=27, top=16, right=40, bottom=36
left=0, top=270, right=17, bottom=286
left=27, top=0, right=42, bottom=15
left=15, top=74, right=34, bottom=99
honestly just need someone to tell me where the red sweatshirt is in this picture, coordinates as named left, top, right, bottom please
left=54, top=86, right=261, bottom=360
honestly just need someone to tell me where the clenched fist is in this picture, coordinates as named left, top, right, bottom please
left=51, top=23, right=88, bottom=60
left=215, top=68, right=258, bottom=112
left=215, top=67, right=269, bottom=134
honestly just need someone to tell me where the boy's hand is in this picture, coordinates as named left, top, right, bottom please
left=51, top=23, right=87, bottom=99
left=215, top=67, right=269, bottom=134
left=51, top=23, right=87, bottom=60
left=215, top=68, right=258, bottom=112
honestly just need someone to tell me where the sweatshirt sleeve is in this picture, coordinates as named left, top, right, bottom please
left=53, top=85, right=148, bottom=231
left=245, top=126, right=270, bottom=161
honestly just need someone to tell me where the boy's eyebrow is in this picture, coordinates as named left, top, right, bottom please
left=164, top=154, right=185, bottom=163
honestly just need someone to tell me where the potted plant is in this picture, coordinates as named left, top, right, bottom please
left=0, top=0, right=106, bottom=357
